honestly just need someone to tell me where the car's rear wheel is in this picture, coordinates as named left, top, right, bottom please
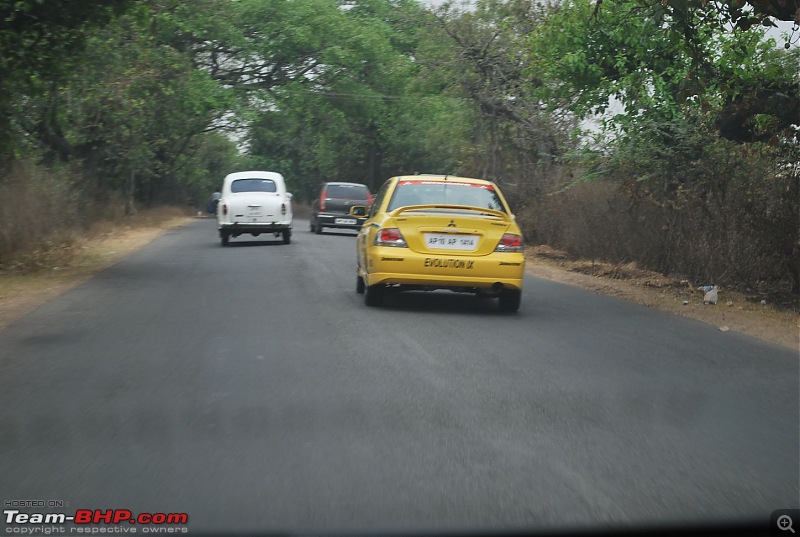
left=282, top=229, right=291, bottom=244
left=356, top=274, right=365, bottom=294
left=315, top=220, right=323, bottom=234
left=498, top=289, right=521, bottom=312
left=364, top=284, right=384, bottom=307
left=220, top=231, right=230, bottom=246
left=309, top=219, right=315, bottom=232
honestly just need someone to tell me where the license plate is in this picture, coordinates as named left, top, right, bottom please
left=335, top=218, right=357, bottom=225
left=424, top=233, right=478, bottom=251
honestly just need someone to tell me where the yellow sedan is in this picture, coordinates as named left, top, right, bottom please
left=355, top=175, right=525, bottom=311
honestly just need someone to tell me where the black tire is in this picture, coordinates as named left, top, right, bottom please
left=220, top=231, right=230, bottom=246
left=282, top=229, right=291, bottom=244
left=356, top=274, right=365, bottom=294
left=498, top=289, right=521, bottom=312
left=364, top=284, right=384, bottom=307
left=309, top=220, right=315, bottom=232
left=315, top=220, right=323, bottom=234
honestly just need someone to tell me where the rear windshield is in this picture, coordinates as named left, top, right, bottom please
left=231, top=179, right=277, bottom=193
left=325, top=184, right=369, bottom=200
left=387, top=181, right=506, bottom=212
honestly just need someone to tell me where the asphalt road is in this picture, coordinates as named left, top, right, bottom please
left=0, top=218, right=797, bottom=534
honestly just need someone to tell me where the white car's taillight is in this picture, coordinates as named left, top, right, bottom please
left=495, top=233, right=523, bottom=252
left=281, top=203, right=287, bottom=215
left=375, top=228, right=407, bottom=248
left=222, top=204, right=228, bottom=216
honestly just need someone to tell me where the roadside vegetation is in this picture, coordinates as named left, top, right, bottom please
left=0, top=0, right=797, bottom=307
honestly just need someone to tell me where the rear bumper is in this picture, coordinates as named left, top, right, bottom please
left=364, top=248, right=524, bottom=290
left=219, top=221, right=292, bottom=234
left=317, top=213, right=367, bottom=229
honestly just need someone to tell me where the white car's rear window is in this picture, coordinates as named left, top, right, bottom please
left=231, top=179, right=277, bottom=193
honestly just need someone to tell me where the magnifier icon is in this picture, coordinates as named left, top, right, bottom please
left=778, top=515, right=796, bottom=533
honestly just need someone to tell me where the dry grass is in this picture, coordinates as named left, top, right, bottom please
left=520, top=167, right=799, bottom=300
left=0, top=206, right=188, bottom=274
left=0, top=162, right=82, bottom=262
left=0, top=207, right=193, bottom=331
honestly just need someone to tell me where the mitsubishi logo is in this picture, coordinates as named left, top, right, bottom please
left=447, top=220, right=457, bottom=227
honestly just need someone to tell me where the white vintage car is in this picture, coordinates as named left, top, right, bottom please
left=216, top=171, right=293, bottom=246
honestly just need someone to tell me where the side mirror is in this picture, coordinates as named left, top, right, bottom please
left=350, top=206, right=367, bottom=217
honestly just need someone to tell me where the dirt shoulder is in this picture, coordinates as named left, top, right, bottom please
left=0, top=208, right=194, bottom=332
left=525, top=245, right=799, bottom=351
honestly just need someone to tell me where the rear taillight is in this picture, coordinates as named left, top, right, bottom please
left=281, top=203, right=286, bottom=215
left=375, top=228, right=407, bottom=248
left=367, top=192, right=374, bottom=205
left=495, top=233, right=523, bottom=252
left=222, top=204, right=228, bottom=216
left=320, top=189, right=327, bottom=211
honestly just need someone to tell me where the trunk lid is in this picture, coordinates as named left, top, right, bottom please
left=228, top=192, right=284, bottom=223
left=390, top=206, right=512, bottom=256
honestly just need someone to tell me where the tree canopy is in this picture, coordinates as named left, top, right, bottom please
left=1, top=0, right=797, bottom=291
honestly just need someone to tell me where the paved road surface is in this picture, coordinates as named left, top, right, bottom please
left=0, top=218, right=797, bottom=533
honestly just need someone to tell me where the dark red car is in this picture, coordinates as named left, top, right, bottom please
left=310, top=182, right=372, bottom=234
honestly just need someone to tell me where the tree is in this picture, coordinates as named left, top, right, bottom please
left=0, top=0, right=134, bottom=157
left=528, top=0, right=799, bottom=143
left=422, top=0, right=575, bottom=209
left=13, top=6, right=238, bottom=211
